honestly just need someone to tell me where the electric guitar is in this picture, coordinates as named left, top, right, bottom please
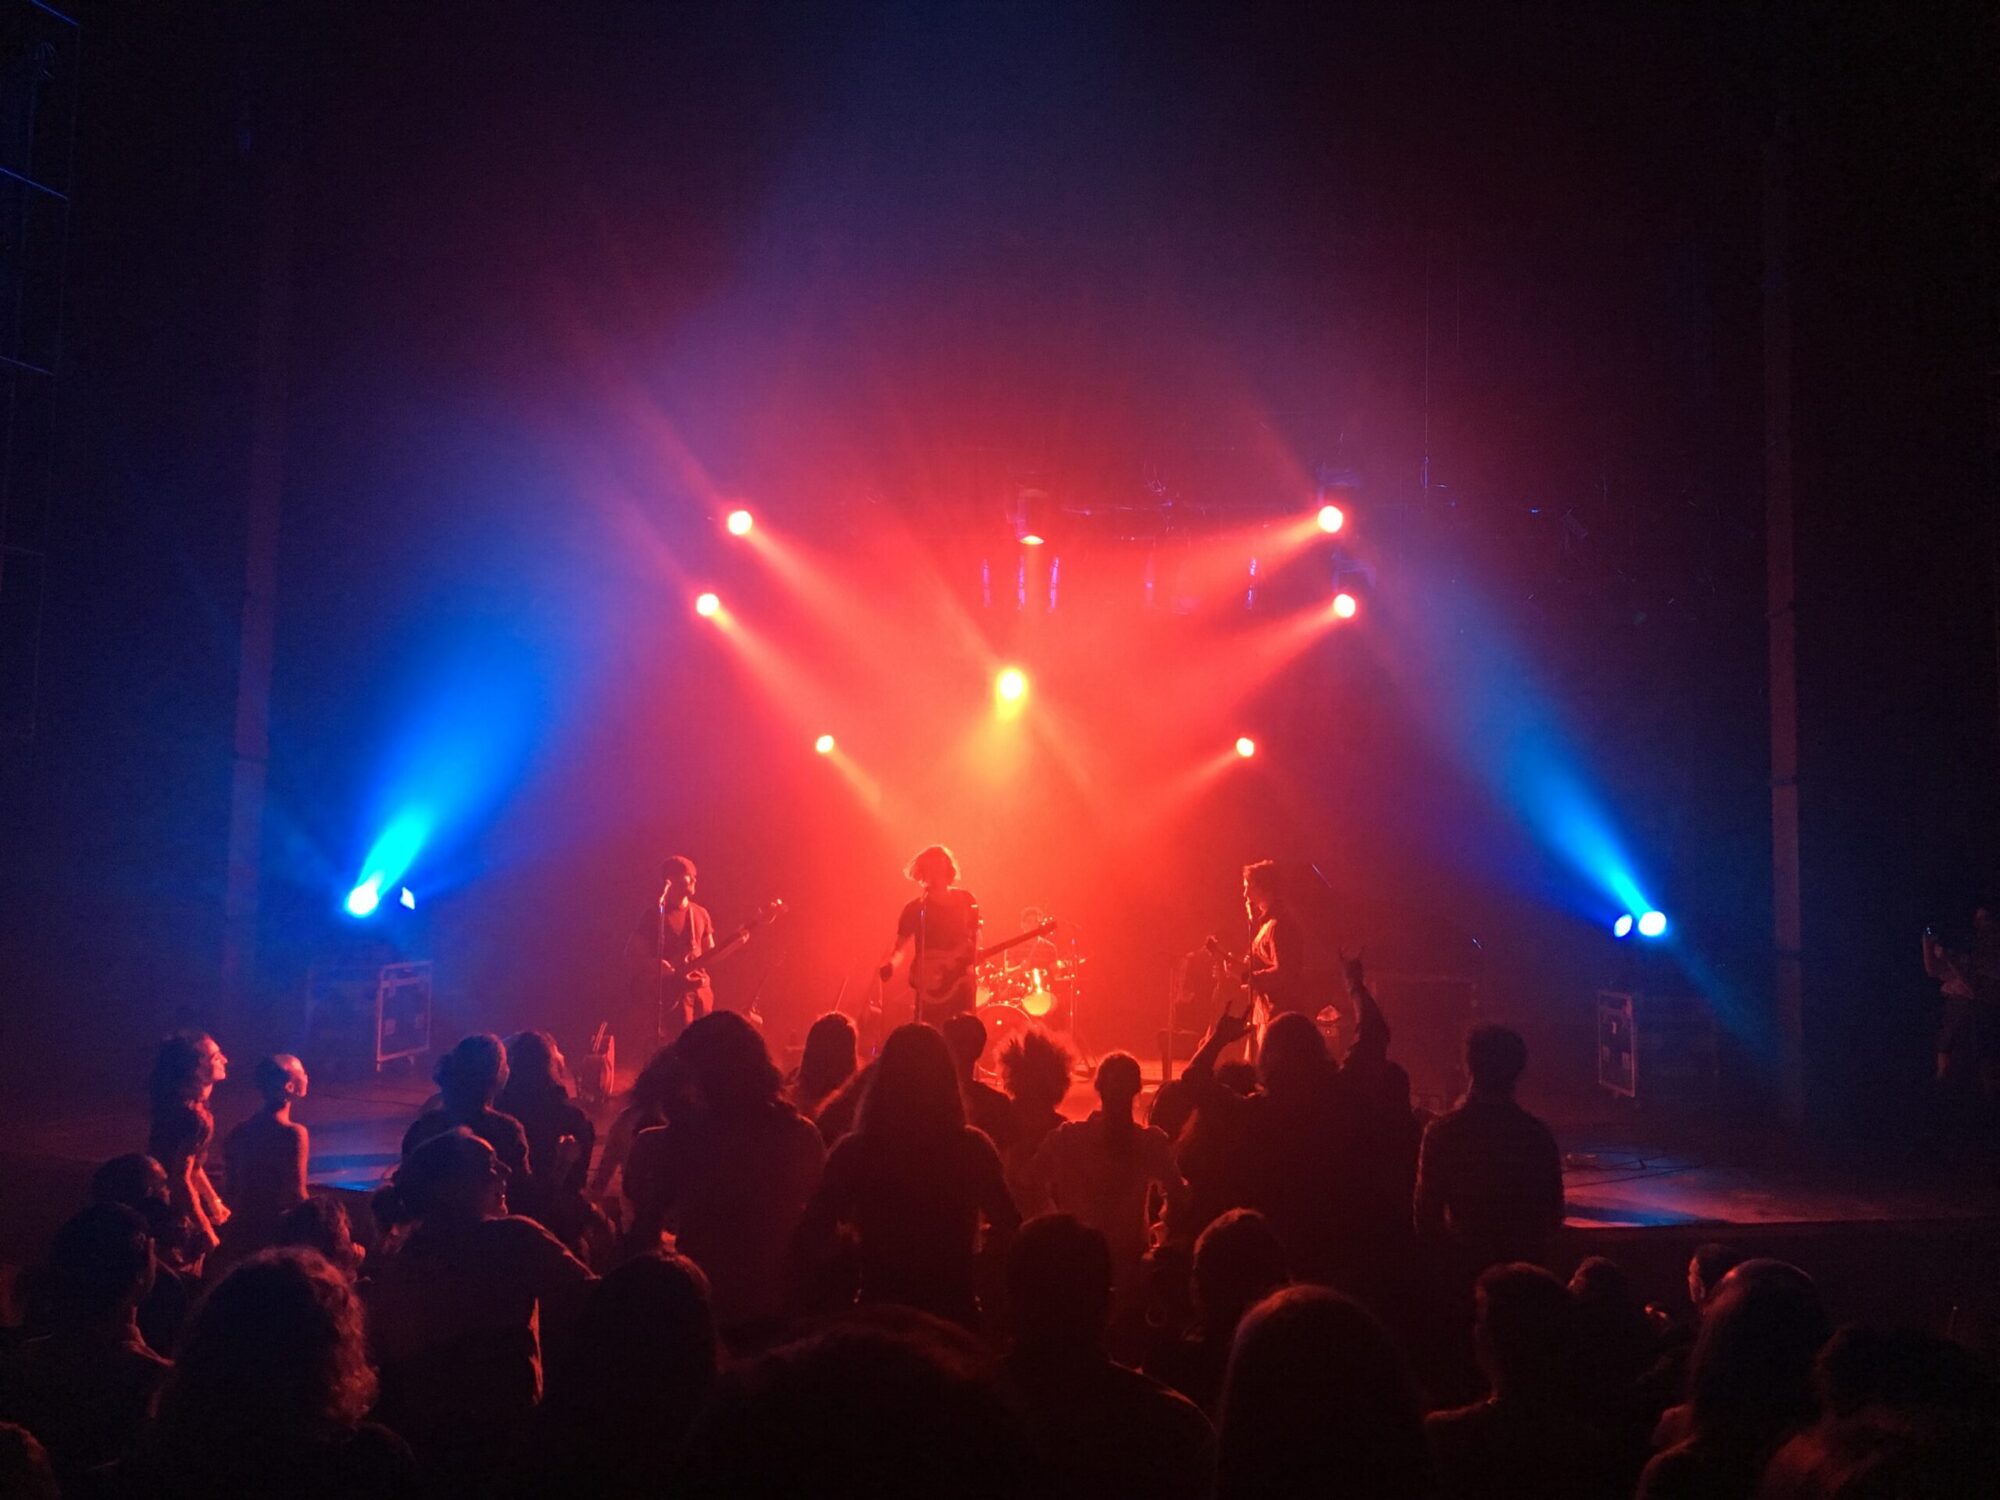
left=898, top=919, right=1058, bottom=1015
left=662, top=899, right=788, bottom=990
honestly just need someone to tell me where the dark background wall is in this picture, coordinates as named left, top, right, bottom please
left=0, top=2, right=1991, bottom=1129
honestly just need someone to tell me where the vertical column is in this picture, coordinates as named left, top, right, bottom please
left=1763, top=121, right=1806, bottom=1127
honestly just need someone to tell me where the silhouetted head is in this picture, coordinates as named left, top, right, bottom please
left=1217, top=1287, right=1430, bottom=1500
left=1475, top=1263, right=1574, bottom=1401
left=1689, top=1241, right=1747, bottom=1311
left=434, top=1033, right=508, bottom=1111
left=675, top=1010, right=784, bottom=1121
left=1094, top=1052, right=1142, bottom=1112
left=661, top=856, right=698, bottom=904
left=798, top=1012, right=859, bottom=1102
left=149, top=1031, right=227, bottom=1108
left=1258, top=1013, right=1329, bottom=1097
left=904, top=845, right=959, bottom=888
left=676, top=1309, right=1034, bottom=1499
left=998, top=1028, right=1071, bottom=1111
left=1241, top=860, right=1281, bottom=918
left=253, top=1054, right=309, bottom=1109
left=1007, top=1214, right=1112, bottom=1349
left=1192, top=1208, right=1289, bottom=1336
left=382, top=1128, right=505, bottom=1226
left=860, top=1025, right=966, bottom=1139
left=939, top=1012, right=988, bottom=1078
left=274, top=1197, right=363, bottom=1280
left=1464, top=1024, right=1529, bottom=1096
left=91, top=1153, right=170, bottom=1210
left=546, top=1250, right=718, bottom=1435
left=47, top=1203, right=154, bottom=1329
left=1687, top=1259, right=1831, bottom=1445
left=0, top=1424, right=56, bottom=1500
left=157, top=1250, right=375, bottom=1443
left=502, top=1031, right=569, bottom=1099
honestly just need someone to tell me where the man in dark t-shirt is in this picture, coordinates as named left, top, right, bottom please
left=637, top=855, right=715, bottom=1043
left=880, top=844, right=981, bottom=1025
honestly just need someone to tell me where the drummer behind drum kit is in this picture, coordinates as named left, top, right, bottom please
left=972, top=922, right=1088, bottom=1070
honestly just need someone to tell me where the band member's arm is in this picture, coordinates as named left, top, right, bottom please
left=1243, top=918, right=1304, bottom=1000
left=878, top=934, right=914, bottom=983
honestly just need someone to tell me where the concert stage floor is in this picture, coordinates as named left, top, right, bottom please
left=4, top=1071, right=1996, bottom=1331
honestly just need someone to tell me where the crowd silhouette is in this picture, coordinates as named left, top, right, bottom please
left=1, top=987, right=1994, bottom=1498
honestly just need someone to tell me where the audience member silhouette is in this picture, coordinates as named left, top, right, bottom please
left=998, top=1214, right=1212, bottom=1500
left=789, top=1011, right=859, bottom=1122
left=214, top=1053, right=311, bottom=1273
left=998, top=1028, right=1072, bottom=1205
left=146, top=1031, right=231, bottom=1256
left=941, top=1011, right=1019, bottom=1152
left=496, top=1030, right=600, bottom=1251
left=0, top=1204, right=169, bottom=1489
left=366, top=1128, right=593, bottom=1491
left=507, top=1250, right=720, bottom=1498
left=1145, top=1207, right=1289, bottom=1417
left=1027, top=1052, right=1183, bottom=1304
left=274, top=1195, right=365, bottom=1281
left=1637, top=1259, right=1832, bottom=1500
left=1568, top=1254, right=1673, bottom=1477
left=0, top=1423, right=57, bottom=1500
left=1426, top=1262, right=1619, bottom=1500
left=89, top=1153, right=193, bottom=1355
left=401, top=1034, right=535, bottom=1201
left=1758, top=1326, right=2000, bottom=1499
left=1178, top=1010, right=1359, bottom=1286
left=674, top=1309, right=1038, bottom=1499
left=1213, top=1285, right=1432, bottom=1500
left=125, top=1249, right=417, bottom=1498
left=1644, top=1241, right=1748, bottom=1417
left=497, top=1031, right=595, bottom=1201
left=590, top=1042, right=686, bottom=1204
left=1414, top=1024, right=1563, bottom=1271
left=622, top=1011, right=825, bottom=1332
left=813, top=1057, right=875, bottom=1146
left=799, top=1023, right=1020, bottom=1327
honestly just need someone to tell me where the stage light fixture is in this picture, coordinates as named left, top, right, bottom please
left=1637, top=910, right=1668, bottom=939
left=995, top=666, right=1029, bottom=704
left=726, top=508, right=754, bottom=536
left=1332, top=591, right=1359, bottom=619
left=1019, top=532, right=1045, bottom=547
left=345, top=880, right=381, bottom=918
left=1612, top=914, right=1634, bottom=939
left=1235, top=736, right=1257, bottom=759
left=399, top=886, right=417, bottom=910
left=695, top=591, right=721, bottom=618
left=1317, top=504, right=1345, bottom=535
left=815, top=733, right=835, bottom=755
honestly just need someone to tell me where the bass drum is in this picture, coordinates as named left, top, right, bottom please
left=973, top=1003, right=1034, bottom=1078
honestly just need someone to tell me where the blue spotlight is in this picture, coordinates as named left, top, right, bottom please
left=1612, top=914, right=1634, bottom=939
left=345, top=879, right=382, bottom=918
left=399, top=886, right=417, bottom=910
left=1637, top=910, right=1668, bottom=939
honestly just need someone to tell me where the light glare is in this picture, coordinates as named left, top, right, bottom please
left=1235, top=736, right=1257, bottom=759
left=1317, top=504, right=1345, bottom=535
left=1612, top=914, right=1634, bottom=938
left=1332, top=591, right=1359, bottom=619
left=1637, top=910, right=1668, bottom=939
left=995, top=666, right=1029, bottom=703
left=814, top=733, right=835, bottom=755
left=726, top=508, right=754, bottom=536
left=695, top=591, right=721, bottom=618
left=345, top=881, right=381, bottom=918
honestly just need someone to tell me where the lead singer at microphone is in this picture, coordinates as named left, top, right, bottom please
left=879, top=845, right=981, bottom=1025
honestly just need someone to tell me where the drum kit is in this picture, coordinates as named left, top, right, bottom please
left=972, top=922, right=1085, bottom=1064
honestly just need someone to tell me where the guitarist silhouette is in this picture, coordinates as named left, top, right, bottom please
left=879, top=844, right=981, bottom=1026
left=650, top=855, right=715, bottom=1041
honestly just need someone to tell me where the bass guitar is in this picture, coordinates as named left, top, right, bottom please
left=663, top=898, right=789, bottom=990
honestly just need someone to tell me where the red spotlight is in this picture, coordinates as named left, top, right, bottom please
left=995, top=666, right=1029, bottom=704
left=726, top=508, right=754, bottom=536
left=1317, top=503, right=1345, bottom=535
left=695, top=591, right=721, bottom=618
left=1019, top=533, right=1045, bottom=547
left=814, top=733, right=835, bottom=755
left=1235, top=736, right=1257, bottom=759
left=1332, top=591, right=1358, bottom=620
